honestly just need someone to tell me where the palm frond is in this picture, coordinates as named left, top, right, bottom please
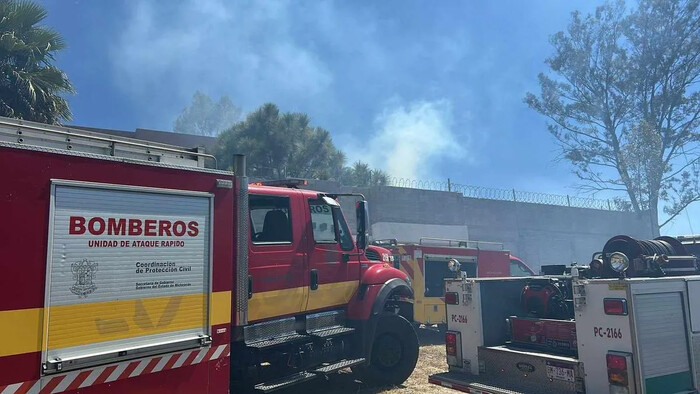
left=0, top=0, right=73, bottom=123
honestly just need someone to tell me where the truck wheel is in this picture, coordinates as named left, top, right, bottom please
left=358, top=314, right=419, bottom=386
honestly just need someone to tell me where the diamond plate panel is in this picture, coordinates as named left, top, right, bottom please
left=306, top=310, right=345, bottom=332
left=244, top=317, right=296, bottom=342
left=235, top=177, right=249, bottom=325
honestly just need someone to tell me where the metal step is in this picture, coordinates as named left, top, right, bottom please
left=309, top=326, right=355, bottom=338
left=246, top=326, right=355, bottom=349
left=313, top=357, right=365, bottom=375
left=254, top=371, right=317, bottom=393
left=246, top=333, right=308, bottom=349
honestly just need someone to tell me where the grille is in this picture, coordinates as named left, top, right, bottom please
left=365, top=248, right=380, bottom=261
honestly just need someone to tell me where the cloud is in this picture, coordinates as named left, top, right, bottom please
left=363, top=99, right=465, bottom=179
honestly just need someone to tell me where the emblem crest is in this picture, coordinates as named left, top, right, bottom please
left=70, top=259, right=98, bottom=298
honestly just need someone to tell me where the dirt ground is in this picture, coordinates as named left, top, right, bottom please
left=283, top=328, right=455, bottom=394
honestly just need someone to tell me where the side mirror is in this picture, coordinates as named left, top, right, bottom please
left=356, top=200, right=369, bottom=250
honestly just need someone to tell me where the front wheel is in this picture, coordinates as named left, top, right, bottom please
left=356, top=314, right=419, bottom=386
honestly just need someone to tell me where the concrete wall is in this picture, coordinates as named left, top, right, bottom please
left=307, top=181, right=655, bottom=272
left=370, top=222, right=469, bottom=243
left=461, top=196, right=653, bottom=270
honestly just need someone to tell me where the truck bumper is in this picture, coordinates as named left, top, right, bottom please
left=428, top=371, right=520, bottom=394
left=430, top=345, right=585, bottom=394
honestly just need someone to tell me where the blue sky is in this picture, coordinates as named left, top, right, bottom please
left=39, top=0, right=698, bottom=235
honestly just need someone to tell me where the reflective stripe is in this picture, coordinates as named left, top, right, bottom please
left=0, top=344, right=229, bottom=394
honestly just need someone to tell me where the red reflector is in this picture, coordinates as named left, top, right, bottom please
left=606, top=354, right=627, bottom=370
left=604, top=298, right=628, bottom=315
left=445, top=292, right=459, bottom=305
left=446, top=332, right=457, bottom=356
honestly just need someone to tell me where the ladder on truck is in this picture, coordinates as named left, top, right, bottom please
left=0, top=116, right=216, bottom=168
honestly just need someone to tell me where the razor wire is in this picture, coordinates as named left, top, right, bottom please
left=387, top=177, right=631, bottom=211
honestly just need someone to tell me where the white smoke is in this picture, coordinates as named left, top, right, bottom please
left=110, top=0, right=334, bottom=126
left=365, top=99, right=465, bottom=179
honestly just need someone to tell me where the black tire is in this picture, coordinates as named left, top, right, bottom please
left=357, top=314, right=419, bottom=386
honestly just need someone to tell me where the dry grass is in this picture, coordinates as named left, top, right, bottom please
left=284, top=328, right=455, bottom=394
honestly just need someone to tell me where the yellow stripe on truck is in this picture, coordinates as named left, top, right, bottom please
left=2, top=281, right=359, bottom=357
left=210, top=290, right=231, bottom=326
left=248, top=286, right=306, bottom=322
left=247, top=280, right=359, bottom=322
left=306, top=280, right=358, bottom=311
left=0, top=291, right=232, bottom=357
left=0, top=307, right=43, bottom=356
left=48, top=293, right=205, bottom=349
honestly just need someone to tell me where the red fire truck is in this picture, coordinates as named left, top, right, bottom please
left=374, top=238, right=535, bottom=325
left=0, top=117, right=418, bottom=393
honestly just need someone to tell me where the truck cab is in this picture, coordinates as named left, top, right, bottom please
left=247, top=184, right=370, bottom=321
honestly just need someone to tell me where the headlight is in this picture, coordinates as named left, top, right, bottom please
left=609, top=252, right=629, bottom=273
left=448, top=258, right=461, bottom=272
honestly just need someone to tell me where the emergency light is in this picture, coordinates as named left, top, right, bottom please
left=609, top=252, right=629, bottom=273
left=254, top=178, right=308, bottom=188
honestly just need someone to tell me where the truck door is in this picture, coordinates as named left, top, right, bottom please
left=304, top=197, right=359, bottom=312
left=248, top=191, right=307, bottom=322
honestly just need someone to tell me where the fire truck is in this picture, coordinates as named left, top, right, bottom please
left=0, top=116, right=418, bottom=393
left=429, top=234, right=700, bottom=393
left=373, top=238, right=534, bottom=326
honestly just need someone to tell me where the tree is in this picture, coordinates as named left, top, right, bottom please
left=0, top=0, right=74, bottom=124
left=340, top=161, right=390, bottom=187
left=174, top=91, right=242, bottom=136
left=525, top=0, right=700, bottom=233
left=217, top=103, right=346, bottom=179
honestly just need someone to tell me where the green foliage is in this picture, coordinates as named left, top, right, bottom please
left=173, top=91, right=241, bottom=136
left=217, top=103, right=346, bottom=180
left=525, top=0, right=700, bottom=230
left=0, top=0, right=74, bottom=124
left=339, top=161, right=390, bottom=187
left=216, top=103, right=389, bottom=184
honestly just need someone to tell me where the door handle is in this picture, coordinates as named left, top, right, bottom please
left=248, top=275, right=253, bottom=299
left=310, top=269, right=318, bottom=290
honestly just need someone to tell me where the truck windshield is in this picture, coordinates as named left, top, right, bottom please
left=510, top=260, right=532, bottom=277
left=424, top=259, right=476, bottom=297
